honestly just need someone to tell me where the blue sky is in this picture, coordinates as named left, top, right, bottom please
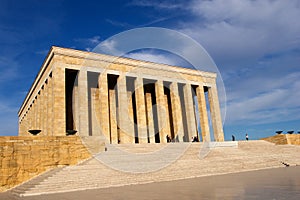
left=0, top=0, right=299, bottom=140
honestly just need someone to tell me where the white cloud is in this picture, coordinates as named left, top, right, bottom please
left=182, top=0, right=300, bottom=66
left=106, top=19, right=133, bottom=28
left=0, top=99, right=19, bottom=136
left=93, top=39, right=125, bottom=55
left=0, top=101, right=18, bottom=114
left=35, top=49, right=49, bottom=55
left=88, top=36, right=101, bottom=45
left=129, top=0, right=184, bottom=10
left=0, top=114, right=18, bottom=136
left=125, top=51, right=180, bottom=66
left=0, top=56, right=19, bottom=82
left=74, top=36, right=101, bottom=51
left=225, top=72, right=300, bottom=125
left=133, top=0, right=300, bottom=126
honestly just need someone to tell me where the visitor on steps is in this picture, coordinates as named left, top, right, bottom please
left=166, top=135, right=171, bottom=143
left=192, top=136, right=199, bottom=142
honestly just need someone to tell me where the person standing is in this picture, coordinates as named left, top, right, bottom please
left=232, top=135, right=235, bottom=141
left=246, top=133, right=249, bottom=141
left=166, top=135, right=170, bottom=143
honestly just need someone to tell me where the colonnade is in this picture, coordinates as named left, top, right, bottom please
left=19, top=78, right=52, bottom=135
left=18, top=47, right=224, bottom=143
left=72, top=69, right=224, bottom=143
left=19, top=65, right=66, bottom=136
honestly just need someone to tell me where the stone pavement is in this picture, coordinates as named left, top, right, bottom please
left=1, top=166, right=300, bottom=200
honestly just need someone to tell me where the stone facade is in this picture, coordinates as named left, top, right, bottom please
left=0, top=136, right=91, bottom=192
left=18, top=46, right=225, bottom=143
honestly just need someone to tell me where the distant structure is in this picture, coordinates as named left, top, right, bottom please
left=18, top=47, right=224, bottom=143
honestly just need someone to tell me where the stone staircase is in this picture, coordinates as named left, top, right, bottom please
left=10, top=141, right=300, bottom=197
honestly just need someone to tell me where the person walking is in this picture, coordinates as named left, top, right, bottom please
left=232, top=135, right=235, bottom=141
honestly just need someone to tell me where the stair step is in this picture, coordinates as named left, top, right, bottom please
left=10, top=141, right=300, bottom=196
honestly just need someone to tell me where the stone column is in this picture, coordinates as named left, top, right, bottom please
left=170, top=82, right=184, bottom=142
left=135, top=77, right=147, bottom=143
left=36, top=97, right=39, bottom=130
left=27, top=109, right=31, bottom=133
left=78, top=68, right=89, bottom=136
left=155, top=80, right=167, bottom=143
left=127, top=91, right=134, bottom=140
left=145, top=93, right=155, bottom=143
left=42, top=86, right=47, bottom=135
left=117, top=74, right=134, bottom=143
left=196, top=85, right=211, bottom=142
left=42, top=84, right=47, bottom=135
left=30, top=106, right=33, bottom=132
left=30, top=106, right=33, bottom=130
left=27, top=108, right=31, bottom=134
left=128, top=96, right=135, bottom=143
left=40, top=86, right=45, bottom=135
left=183, top=83, right=197, bottom=141
left=73, top=76, right=79, bottom=133
left=52, top=65, right=66, bottom=136
left=43, top=85, right=48, bottom=136
left=36, top=93, right=41, bottom=130
left=33, top=99, right=36, bottom=129
left=98, top=73, right=110, bottom=142
left=208, top=84, right=224, bottom=142
left=164, top=94, right=171, bottom=139
left=91, top=87, right=98, bottom=136
left=47, top=76, right=53, bottom=136
left=18, top=120, right=25, bottom=136
left=20, top=114, right=25, bottom=135
left=34, top=98, right=37, bottom=130
left=109, top=89, right=118, bottom=144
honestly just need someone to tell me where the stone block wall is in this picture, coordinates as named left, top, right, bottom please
left=286, top=134, right=300, bottom=145
left=0, top=136, right=91, bottom=192
left=262, top=134, right=300, bottom=145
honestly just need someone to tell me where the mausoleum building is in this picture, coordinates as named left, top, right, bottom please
left=18, top=47, right=224, bottom=143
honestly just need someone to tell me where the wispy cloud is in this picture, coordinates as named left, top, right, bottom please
left=74, top=36, right=102, bottom=51
left=125, top=50, right=184, bottom=66
left=140, top=16, right=173, bottom=27
left=129, top=0, right=184, bottom=10
left=0, top=98, right=19, bottom=136
left=0, top=56, right=19, bottom=83
left=0, top=0, right=66, bottom=135
left=134, top=0, right=300, bottom=66
left=226, top=77, right=300, bottom=125
left=93, top=38, right=124, bottom=55
left=106, top=17, right=172, bottom=28
left=182, top=0, right=300, bottom=66
left=132, top=0, right=300, bottom=126
left=35, top=49, right=49, bottom=56
left=106, top=19, right=134, bottom=28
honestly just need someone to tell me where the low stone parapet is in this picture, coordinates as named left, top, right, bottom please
left=262, top=134, right=300, bottom=145
left=204, top=141, right=238, bottom=148
left=0, top=136, right=92, bottom=192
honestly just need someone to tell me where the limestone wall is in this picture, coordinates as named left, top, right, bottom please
left=0, top=136, right=91, bottom=192
left=286, top=134, right=300, bottom=145
left=262, top=134, right=300, bottom=145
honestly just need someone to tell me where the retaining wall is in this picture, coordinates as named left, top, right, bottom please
left=0, top=136, right=91, bottom=192
left=262, top=134, right=300, bottom=145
